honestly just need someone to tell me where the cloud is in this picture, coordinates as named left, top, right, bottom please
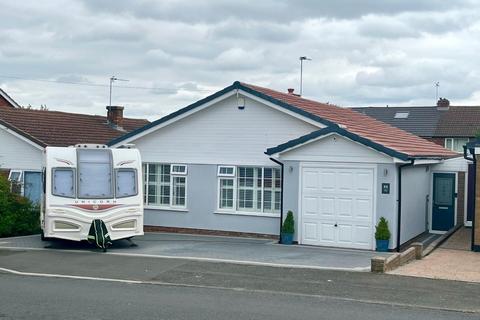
left=0, top=0, right=479, bottom=120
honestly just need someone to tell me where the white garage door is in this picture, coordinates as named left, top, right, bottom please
left=300, top=166, right=374, bottom=250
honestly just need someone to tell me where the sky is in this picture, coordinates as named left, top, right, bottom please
left=1, top=0, right=480, bottom=120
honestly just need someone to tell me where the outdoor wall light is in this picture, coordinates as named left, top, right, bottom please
left=237, top=97, right=245, bottom=110
left=289, top=166, right=293, bottom=172
left=383, top=168, right=388, bottom=177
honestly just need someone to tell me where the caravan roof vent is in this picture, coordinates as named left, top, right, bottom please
left=394, top=111, right=409, bottom=119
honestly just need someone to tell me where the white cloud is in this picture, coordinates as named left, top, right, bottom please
left=0, top=0, right=480, bottom=120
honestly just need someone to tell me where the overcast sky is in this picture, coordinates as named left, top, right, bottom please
left=1, top=0, right=479, bottom=120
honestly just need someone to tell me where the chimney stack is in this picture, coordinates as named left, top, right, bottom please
left=436, top=98, right=450, bottom=110
left=106, top=105, right=124, bottom=129
left=287, top=88, right=295, bottom=95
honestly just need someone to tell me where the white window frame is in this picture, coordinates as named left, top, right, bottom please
left=445, top=138, right=469, bottom=153
left=171, top=164, right=188, bottom=175
left=8, top=170, right=22, bottom=182
left=216, top=166, right=281, bottom=217
left=52, top=168, right=76, bottom=198
left=144, top=163, right=188, bottom=210
left=217, top=165, right=236, bottom=177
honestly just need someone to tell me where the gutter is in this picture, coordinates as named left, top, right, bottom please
left=464, top=146, right=476, bottom=251
left=268, top=157, right=285, bottom=244
left=397, top=159, right=415, bottom=252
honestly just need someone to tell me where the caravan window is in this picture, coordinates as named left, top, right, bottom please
left=116, top=169, right=137, bottom=198
left=52, top=168, right=75, bottom=198
left=78, top=149, right=113, bottom=198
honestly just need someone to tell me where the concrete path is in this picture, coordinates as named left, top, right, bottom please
left=390, top=227, right=480, bottom=283
left=0, top=232, right=389, bottom=271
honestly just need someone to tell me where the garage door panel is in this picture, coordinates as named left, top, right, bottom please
left=319, top=223, right=336, bottom=242
left=319, top=171, right=336, bottom=191
left=303, top=197, right=318, bottom=216
left=303, top=222, right=318, bottom=241
left=355, top=198, right=373, bottom=219
left=337, top=198, right=353, bottom=218
left=355, top=171, right=373, bottom=193
left=303, top=170, right=319, bottom=190
left=301, top=166, right=374, bottom=250
left=320, top=197, right=335, bottom=217
left=337, top=171, right=354, bottom=192
left=337, top=224, right=353, bottom=244
left=353, top=225, right=372, bottom=246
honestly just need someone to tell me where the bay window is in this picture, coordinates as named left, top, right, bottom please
left=143, top=163, right=187, bottom=209
left=217, top=165, right=281, bottom=214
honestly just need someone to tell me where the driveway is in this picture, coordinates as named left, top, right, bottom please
left=390, top=227, right=480, bottom=282
left=0, top=232, right=388, bottom=271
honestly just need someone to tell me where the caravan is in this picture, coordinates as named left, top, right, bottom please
left=41, top=145, right=144, bottom=242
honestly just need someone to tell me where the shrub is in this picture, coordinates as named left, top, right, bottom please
left=281, top=211, right=295, bottom=234
left=375, top=217, right=391, bottom=241
left=0, top=174, right=41, bottom=237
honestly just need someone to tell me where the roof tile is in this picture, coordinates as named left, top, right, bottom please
left=241, top=83, right=457, bottom=158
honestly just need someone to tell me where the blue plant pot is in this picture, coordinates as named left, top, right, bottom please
left=281, top=233, right=294, bottom=245
left=376, top=239, right=389, bottom=252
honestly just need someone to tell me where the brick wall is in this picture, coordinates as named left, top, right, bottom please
left=457, top=172, right=465, bottom=226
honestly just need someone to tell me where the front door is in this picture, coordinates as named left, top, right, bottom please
left=432, top=173, right=455, bottom=232
left=24, top=171, right=42, bottom=204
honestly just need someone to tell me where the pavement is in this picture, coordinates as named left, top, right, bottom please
left=0, top=232, right=390, bottom=271
left=391, top=227, right=480, bottom=283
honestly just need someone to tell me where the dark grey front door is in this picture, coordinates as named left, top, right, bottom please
left=432, top=173, right=455, bottom=231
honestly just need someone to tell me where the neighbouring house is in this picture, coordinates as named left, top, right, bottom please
left=465, top=141, right=480, bottom=251
left=109, top=81, right=458, bottom=251
left=353, top=99, right=480, bottom=228
left=0, top=90, right=149, bottom=204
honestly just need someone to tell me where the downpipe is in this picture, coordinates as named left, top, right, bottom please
left=268, top=157, right=284, bottom=244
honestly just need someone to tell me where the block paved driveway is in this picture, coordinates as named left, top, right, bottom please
left=0, top=232, right=389, bottom=271
left=391, top=227, right=480, bottom=282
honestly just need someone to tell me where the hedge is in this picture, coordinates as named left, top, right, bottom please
left=0, top=174, right=41, bottom=237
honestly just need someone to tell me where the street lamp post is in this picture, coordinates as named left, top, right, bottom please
left=299, top=56, right=311, bottom=96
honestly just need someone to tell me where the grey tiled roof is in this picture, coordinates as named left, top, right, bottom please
left=352, top=106, right=445, bottom=137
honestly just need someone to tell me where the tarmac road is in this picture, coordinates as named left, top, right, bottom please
left=0, top=248, right=479, bottom=319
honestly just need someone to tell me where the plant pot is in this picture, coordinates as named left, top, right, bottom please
left=281, top=233, right=294, bottom=245
left=376, top=239, right=389, bottom=252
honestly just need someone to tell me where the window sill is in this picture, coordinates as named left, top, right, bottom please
left=145, top=206, right=188, bottom=212
left=214, top=210, right=280, bottom=218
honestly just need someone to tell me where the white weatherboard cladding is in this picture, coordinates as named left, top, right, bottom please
left=132, top=95, right=321, bottom=166
left=0, top=126, right=43, bottom=170
left=279, top=134, right=393, bottom=164
left=300, top=165, right=375, bottom=249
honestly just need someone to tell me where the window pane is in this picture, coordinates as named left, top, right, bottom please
left=173, top=176, right=186, bottom=207
left=219, top=178, right=234, bottom=209
left=78, top=150, right=113, bottom=198
left=146, top=164, right=171, bottom=206
left=237, top=167, right=261, bottom=212
left=53, top=169, right=75, bottom=197
left=452, top=138, right=469, bottom=153
left=263, top=167, right=281, bottom=213
left=116, top=170, right=137, bottom=197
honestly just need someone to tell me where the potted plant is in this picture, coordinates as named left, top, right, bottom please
left=375, top=217, right=391, bottom=252
left=281, top=211, right=295, bottom=244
